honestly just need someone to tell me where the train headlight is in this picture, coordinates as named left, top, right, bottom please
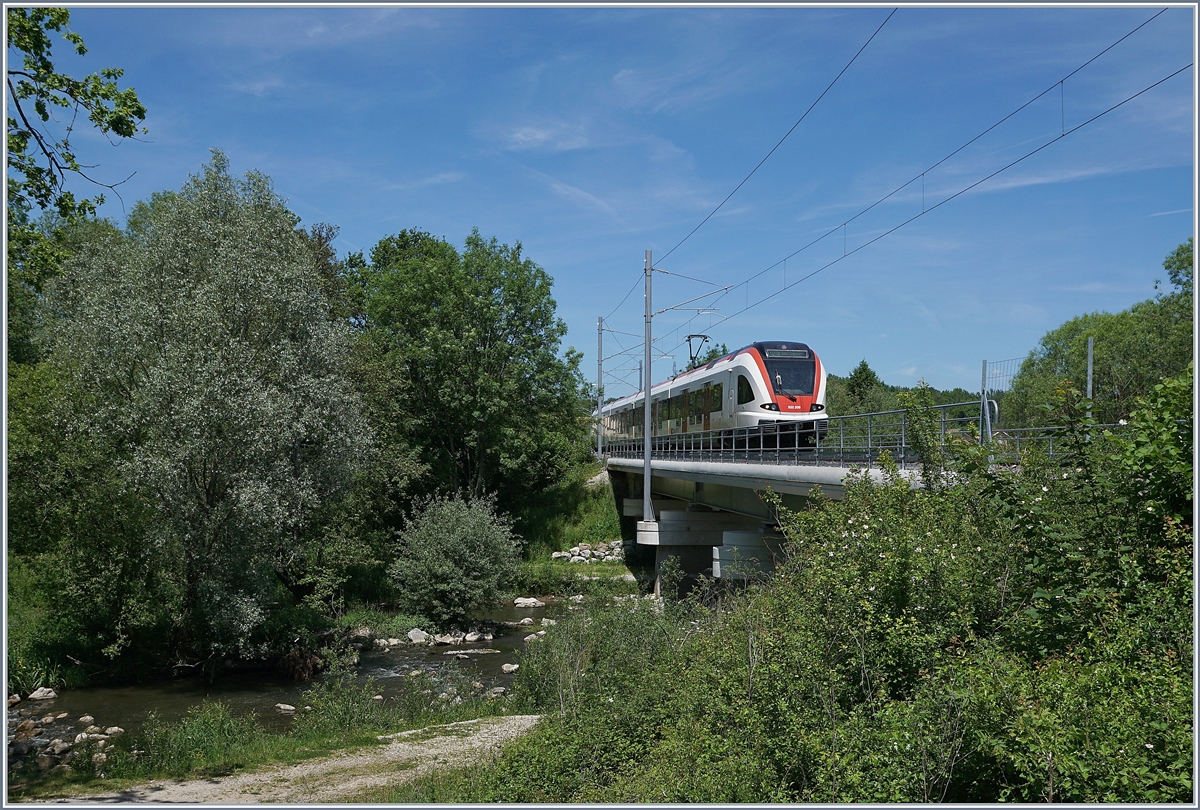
left=809, top=403, right=825, bottom=412
left=759, top=402, right=780, bottom=411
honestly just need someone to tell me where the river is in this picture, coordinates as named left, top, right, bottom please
left=8, top=600, right=560, bottom=738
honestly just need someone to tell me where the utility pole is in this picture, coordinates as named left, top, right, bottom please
left=643, top=250, right=654, bottom=526
left=980, top=359, right=993, bottom=445
left=597, top=316, right=604, bottom=458
left=1086, top=336, right=1094, bottom=422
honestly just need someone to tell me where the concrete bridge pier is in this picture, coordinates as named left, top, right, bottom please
left=713, top=528, right=786, bottom=582
left=637, top=508, right=761, bottom=596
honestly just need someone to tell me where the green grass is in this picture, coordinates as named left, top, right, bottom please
left=7, top=666, right=509, bottom=800
left=515, top=560, right=638, bottom=598
left=333, top=607, right=435, bottom=637
left=516, top=463, right=622, bottom=561
left=352, top=762, right=490, bottom=802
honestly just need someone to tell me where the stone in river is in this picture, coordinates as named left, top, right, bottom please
left=464, top=631, right=481, bottom=643
left=514, top=597, right=545, bottom=608
left=501, top=663, right=519, bottom=674
left=104, top=727, right=124, bottom=737
left=27, top=687, right=57, bottom=701
left=407, top=628, right=429, bottom=644
left=517, top=617, right=533, bottom=626
left=7, top=695, right=20, bottom=707
left=434, top=634, right=456, bottom=645
left=78, top=715, right=95, bottom=725
left=275, top=703, right=296, bottom=713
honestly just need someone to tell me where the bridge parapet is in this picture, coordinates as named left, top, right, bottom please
left=604, top=401, right=1094, bottom=468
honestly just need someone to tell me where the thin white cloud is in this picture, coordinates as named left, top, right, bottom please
left=1149, top=207, right=1192, bottom=217
left=209, top=8, right=437, bottom=57
left=505, top=123, right=589, bottom=151
left=545, top=177, right=622, bottom=222
left=383, top=171, right=465, bottom=191
left=229, top=76, right=284, bottom=97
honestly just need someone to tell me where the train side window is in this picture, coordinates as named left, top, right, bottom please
left=710, top=383, right=722, bottom=412
left=737, top=374, right=755, bottom=405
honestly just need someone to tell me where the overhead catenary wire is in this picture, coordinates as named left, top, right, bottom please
left=659, top=60, right=1193, bottom=357
left=657, top=7, right=898, bottom=266
left=602, top=8, right=1180, bottom=400
left=599, top=7, right=897, bottom=325
left=654, top=8, right=1179, bottom=353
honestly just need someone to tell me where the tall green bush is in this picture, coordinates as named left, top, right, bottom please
left=388, top=496, right=522, bottom=624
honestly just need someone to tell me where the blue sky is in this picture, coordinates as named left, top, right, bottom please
left=43, top=5, right=1195, bottom=396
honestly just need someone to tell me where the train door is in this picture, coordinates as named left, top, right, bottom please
left=702, top=386, right=711, bottom=431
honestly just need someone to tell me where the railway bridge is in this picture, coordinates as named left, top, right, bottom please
left=601, top=400, right=1066, bottom=594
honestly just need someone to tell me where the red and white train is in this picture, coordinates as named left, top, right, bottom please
left=600, top=340, right=828, bottom=439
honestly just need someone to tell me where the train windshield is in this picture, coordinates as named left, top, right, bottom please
left=763, top=349, right=815, bottom=396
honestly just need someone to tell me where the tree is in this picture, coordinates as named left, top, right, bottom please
left=1162, top=237, right=1193, bottom=296
left=24, top=152, right=370, bottom=664
left=7, top=7, right=147, bottom=364
left=845, top=359, right=881, bottom=404
left=1005, top=240, right=1193, bottom=426
left=362, top=228, right=590, bottom=511
left=686, top=342, right=728, bottom=371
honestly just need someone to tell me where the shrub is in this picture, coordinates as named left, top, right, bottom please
left=388, top=496, right=521, bottom=624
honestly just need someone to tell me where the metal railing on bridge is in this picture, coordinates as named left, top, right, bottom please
left=603, top=401, right=1110, bottom=469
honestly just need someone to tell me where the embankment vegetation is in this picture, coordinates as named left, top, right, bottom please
left=371, top=364, right=1193, bottom=803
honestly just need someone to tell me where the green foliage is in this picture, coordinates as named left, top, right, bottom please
left=7, top=654, right=64, bottom=697
left=1162, top=236, right=1192, bottom=296
left=413, top=364, right=1193, bottom=803
left=6, top=8, right=147, bottom=218
left=516, top=465, right=621, bottom=558
left=686, top=341, right=729, bottom=371
left=10, top=153, right=372, bottom=667
left=7, top=8, right=147, bottom=365
left=388, top=496, right=522, bottom=624
left=1005, top=240, right=1193, bottom=427
left=360, top=228, right=590, bottom=511
left=1107, top=360, right=1193, bottom=529
left=134, top=702, right=265, bottom=777
left=290, top=662, right=389, bottom=737
left=845, top=358, right=882, bottom=404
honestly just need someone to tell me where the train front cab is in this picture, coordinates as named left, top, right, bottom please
left=739, top=342, right=828, bottom=448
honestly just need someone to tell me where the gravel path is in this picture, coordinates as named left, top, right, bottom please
left=41, top=714, right=541, bottom=804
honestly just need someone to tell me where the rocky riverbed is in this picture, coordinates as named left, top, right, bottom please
left=6, top=692, right=125, bottom=778
left=5, top=594, right=575, bottom=779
